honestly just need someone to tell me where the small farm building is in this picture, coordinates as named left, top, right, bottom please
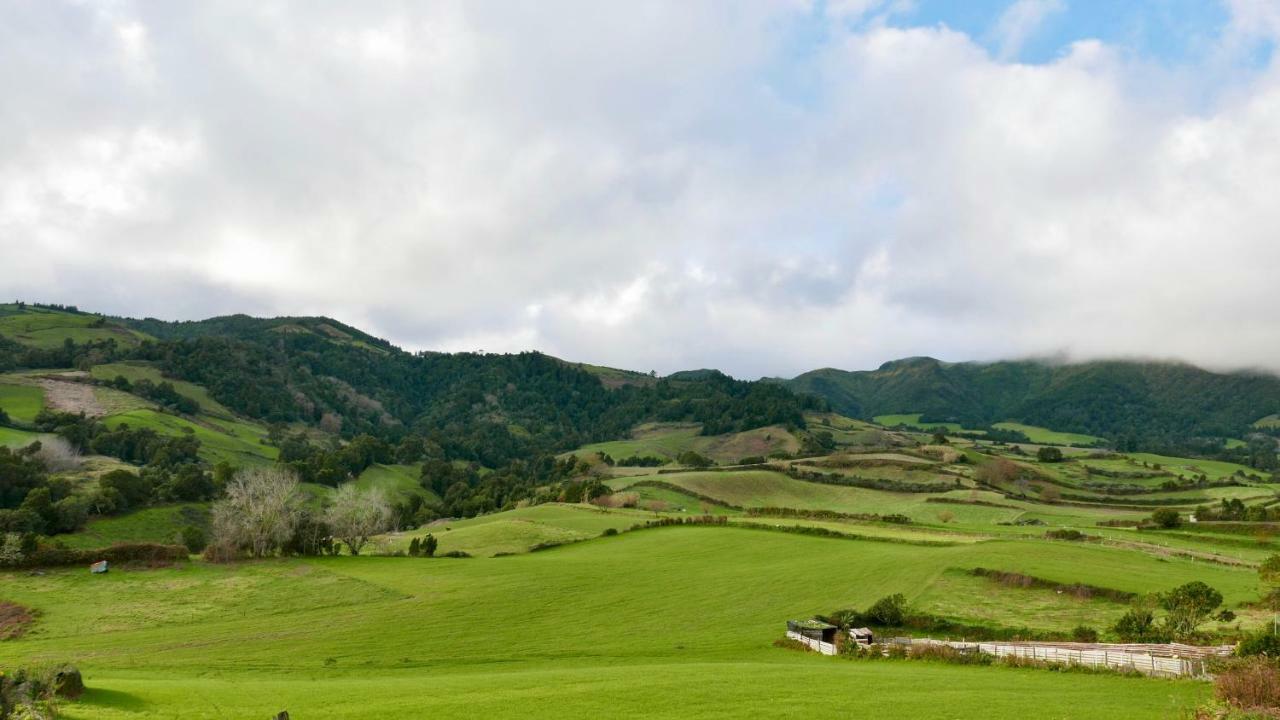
left=787, top=619, right=837, bottom=644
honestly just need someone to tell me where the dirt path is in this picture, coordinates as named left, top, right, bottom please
left=39, top=378, right=106, bottom=417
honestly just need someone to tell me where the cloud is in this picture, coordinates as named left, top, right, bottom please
left=0, top=1, right=1278, bottom=378
left=991, top=0, right=1066, bottom=60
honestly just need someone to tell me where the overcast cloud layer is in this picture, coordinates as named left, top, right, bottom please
left=2, top=1, right=1279, bottom=378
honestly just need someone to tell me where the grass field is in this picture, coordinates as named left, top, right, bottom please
left=51, top=503, right=208, bottom=549
left=0, top=526, right=1226, bottom=719
left=89, top=362, right=235, bottom=418
left=872, top=414, right=965, bottom=432
left=573, top=423, right=801, bottom=464
left=352, top=463, right=439, bottom=504
left=102, top=409, right=277, bottom=467
left=991, top=422, right=1104, bottom=446
left=0, top=426, right=47, bottom=448
left=0, top=305, right=150, bottom=349
left=0, top=381, right=44, bottom=423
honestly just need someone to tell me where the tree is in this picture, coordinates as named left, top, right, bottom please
left=975, top=458, right=1019, bottom=487
left=936, top=510, right=955, bottom=523
left=1151, top=508, right=1182, bottom=529
left=1112, top=601, right=1162, bottom=643
left=1160, top=581, right=1223, bottom=639
left=211, top=467, right=304, bottom=558
left=1036, top=446, right=1063, bottom=463
left=423, top=533, right=438, bottom=557
left=1261, top=554, right=1280, bottom=586
left=865, top=593, right=908, bottom=626
left=325, top=485, right=393, bottom=556
left=408, top=537, right=421, bottom=556
left=676, top=450, right=713, bottom=469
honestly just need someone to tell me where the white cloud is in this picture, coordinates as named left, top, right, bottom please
left=991, top=0, right=1066, bottom=59
left=0, top=1, right=1278, bottom=378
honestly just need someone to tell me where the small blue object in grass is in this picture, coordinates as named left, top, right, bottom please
left=90, top=561, right=108, bottom=574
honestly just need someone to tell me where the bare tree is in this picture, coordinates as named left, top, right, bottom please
left=211, top=467, right=304, bottom=558
left=32, top=437, right=81, bottom=473
left=325, top=485, right=393, bottom=556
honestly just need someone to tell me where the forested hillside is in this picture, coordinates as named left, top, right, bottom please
left=788, top=357, right=1280, bottom=448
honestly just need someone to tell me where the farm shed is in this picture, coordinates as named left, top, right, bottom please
left=786, top=620, right=839, bottom=655
left=849, top=627, right=873, bottom=645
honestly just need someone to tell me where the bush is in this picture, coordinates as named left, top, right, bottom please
left=3, top=542, right=189, bottom=569
left=1045, top=529, right=1086, bottom=541
left=1036, top=447, right=1064, bottom=463
left=1214, top=657, right=1280, bottom=714
left=866, top=594, right=908, bottom=626
left=601, top=527, right=618, bottom=537
left=1151, top=508, right=1182, bottom=529
left=1071, top=625, right=1099, bottom=643
left=178, top=525, right=207, bottom=554
left=1238, top=631, right=1280, bottom=657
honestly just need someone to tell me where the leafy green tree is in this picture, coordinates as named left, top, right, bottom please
left=865, top=593, right=908, bottom=626
left=1036, top=446, right=1063, bottom=463
left=1150, top=508, right=1182, bottom=529
left=676, top=451, right=713, bottom=469
left=1160, top=581, right=1223, bottom=639
left=423, top=533, right=438, bottom=557
left=408, top=537, right=421, bottom=556
left=1111, top=604, right=1161, bottom=642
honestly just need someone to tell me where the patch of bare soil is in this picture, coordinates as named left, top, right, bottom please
left=39, top=378, right=105, bottom=417
left=0, top=601, right=36, bottom=640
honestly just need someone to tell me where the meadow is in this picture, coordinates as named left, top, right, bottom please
left=0, top=526, right=1229, bottom=719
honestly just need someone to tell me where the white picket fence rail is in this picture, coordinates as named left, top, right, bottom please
left=901, top=638, right=1232, bottom=678
left=786, top=630, right=837, bottom=656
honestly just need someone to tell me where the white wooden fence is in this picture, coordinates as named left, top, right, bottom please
left=786, top=630, right=837, bottom=656
left=900, top=638, right=1233, bottom=678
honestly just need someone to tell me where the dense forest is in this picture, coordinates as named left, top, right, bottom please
left=0, top=307, right=823, bottom=519
left=787, top=357, right=1280, bottom=450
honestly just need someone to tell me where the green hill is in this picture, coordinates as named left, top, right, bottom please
left=790, top=357, right=1280, bottom=446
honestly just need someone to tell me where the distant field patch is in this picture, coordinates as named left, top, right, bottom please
left=103, top=409, right=277, bottom=467
left=354, top=464, right=439, bottom=504
left=0, top=426, right=47, bottom=449
left=0, top=305, right=150, bottom=349
left=90, top=362, right=234, bottom=417
left=872, top=414, right=964, bottom=432
left=0, top=383, right=44, bottom=423
left=1254, top=414, right=1280, bottom=429
left=992, top=422, right=1103, bottom=446
left=54, top=503, right=209, bottom=550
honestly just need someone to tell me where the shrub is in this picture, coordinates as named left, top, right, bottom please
left=0, top=600, right=36, bottom=640
left=1151, top=508, right=1182, bottom=529
left=601, top=527, right=618, bottom=537
left=1036, top=447, right=1064, bottom=463
left=178, top=525, right=207, bottom=554
left=1071, top=625, right=1099, bottom=643
left=1214, top=657, right=1280, bottom=714
left=1045, top=529, right=1086, bottom=541
left=1112, top=606, right=1164, bottom=643
left=866, top=593, right=908, bottom=626
left=1238, top=631, right=1280, bottom=657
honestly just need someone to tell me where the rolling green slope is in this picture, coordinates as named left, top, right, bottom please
left=0, top=304, right=151, bottom=349
left=791, top=356, right=1280, bottom=443
left=0, top=527, right=1231, bottom=719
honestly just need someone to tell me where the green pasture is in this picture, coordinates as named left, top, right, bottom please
left=102, top=409, right=277, bottom=467
left=991, top=422, right=1104, bottom=446
left=0, top=381, right=44, bottom=423
left=353, top=463, right=439, bottom=504
left=872, top=414, right=966, bottom=432
left=0, top=305, right=150, bottom=349
left=89, top=362, right=234, bottom=418
left=51, top=503, right=209, bottom=550
left=0, top=426, right=47, bottom=449
left=572, top=422, right=800, bottom=464
left=0, top=526, right=1234, bottom=718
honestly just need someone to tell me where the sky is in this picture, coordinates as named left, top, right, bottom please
left=2, top=1, right=1279, bottom=379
